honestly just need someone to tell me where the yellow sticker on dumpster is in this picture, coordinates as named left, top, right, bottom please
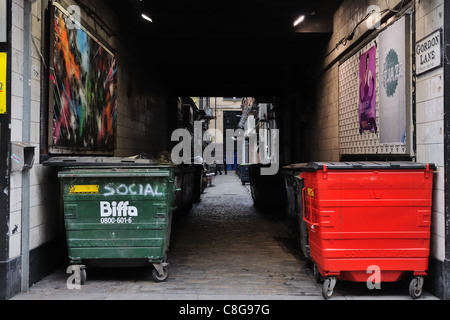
left=0, top=53, right=7, bottom=115
left=69, top=185, right=100, bottom=194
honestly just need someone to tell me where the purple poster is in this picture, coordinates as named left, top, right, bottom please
left=359, top=46, right=377, bottom=133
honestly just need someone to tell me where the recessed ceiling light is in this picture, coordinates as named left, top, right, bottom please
left=141, top=13, right=153, bottom=23
left=293, top=15, right=305, bottom=27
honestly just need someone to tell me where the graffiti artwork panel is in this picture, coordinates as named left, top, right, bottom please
left=50, top=5, right=117, bottom=154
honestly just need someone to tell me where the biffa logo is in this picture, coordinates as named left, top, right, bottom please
left=100, top=201, right=138, bottom=217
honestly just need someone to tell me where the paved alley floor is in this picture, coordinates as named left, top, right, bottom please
left=11, top=174, right=439, bottom=301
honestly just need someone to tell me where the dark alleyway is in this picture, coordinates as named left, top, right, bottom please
left=11, top=174, right=438, bottom=300
left=166, top=173, right=319, bottom=298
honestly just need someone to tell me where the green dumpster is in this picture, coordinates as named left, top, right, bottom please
left=58, top=165, right=176, bottom=283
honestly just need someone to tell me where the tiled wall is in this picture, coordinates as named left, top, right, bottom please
left=310, top=63, right=340, bottom=162
left=313, top=0, right=445, bottom=264
left=415, top=0, right=445, bottom=262
left=9, top=0, right=53, bottom=259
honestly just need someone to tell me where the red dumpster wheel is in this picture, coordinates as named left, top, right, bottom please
left=409, top=277, right=424, bottom=299
left=322, top=277, right=337, bottom=299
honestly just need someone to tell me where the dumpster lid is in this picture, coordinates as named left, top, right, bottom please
left=302, top=161, right=436, bottom=172
left=281, top=163, right=308, bottom=173
left=57, top=167, right=174, bottom=178
left=43, top=156, right=160, bottom=168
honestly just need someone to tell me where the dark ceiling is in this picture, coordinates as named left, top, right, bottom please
left=107, top=0, right=343, bottom=97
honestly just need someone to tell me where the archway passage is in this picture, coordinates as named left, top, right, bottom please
left=107, top=0, right=342, bottom=97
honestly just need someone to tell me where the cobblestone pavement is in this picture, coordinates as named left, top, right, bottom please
left=12, top=174, right=438, bottom=300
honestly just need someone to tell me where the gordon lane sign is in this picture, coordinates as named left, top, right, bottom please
left=416, top=29, right=442, bottom=76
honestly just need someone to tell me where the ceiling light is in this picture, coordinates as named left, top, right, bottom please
left=293, top=15, right=305, bottom=27
left=141, top=14, right=153, bottom=23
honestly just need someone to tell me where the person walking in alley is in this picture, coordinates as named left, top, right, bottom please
left=216, top=161, right=222, bottom=175
left=212, top=161, right=221, bottom=176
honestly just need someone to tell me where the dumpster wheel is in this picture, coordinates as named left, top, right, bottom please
left=409, top=277, right=424, bottom=299
left=152, top=263, right=169, bottom=282
left=80, top=267, right=87, bottom=285
left=322, top=277, right=337, bottom=300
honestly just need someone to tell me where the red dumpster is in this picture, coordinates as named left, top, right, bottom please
left=300, top=162, right=436, bottom=299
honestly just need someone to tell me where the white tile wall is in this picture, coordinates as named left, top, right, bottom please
left=311, top=64, right=340, bottom=161
left=415, top=0, right=445, bottom=262
left=323, top=0, right=446, bottom=262
left=8, top=0, right=55, bottom=259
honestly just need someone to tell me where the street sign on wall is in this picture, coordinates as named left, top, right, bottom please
left=416, top=29, right=442, bottom=76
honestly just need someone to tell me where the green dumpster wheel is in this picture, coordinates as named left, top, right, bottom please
left=152, top=266, right=169, bottom=282
left=80, top=268, right=87, bottom=285
left=409, top=277, right=423, bottom=299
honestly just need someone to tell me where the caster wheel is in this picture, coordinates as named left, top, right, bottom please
left=152, top=266, right=169, bottom=282
left=80, top=268, right=87, bottom=285
left=322, top=277, right=336, bottom=300
left=409, top=277, right=424, bottom=299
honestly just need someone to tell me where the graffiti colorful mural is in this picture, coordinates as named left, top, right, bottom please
left=49, top=5, right=117, bottom=154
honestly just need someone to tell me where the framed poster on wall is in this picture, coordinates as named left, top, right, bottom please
left=379, top=15, right=407, bottom=144
left=338, top=14, right=412, bottom=157
left=358, top=45, right=377, bottom=133
left=49, top=3, right=117, bottom=155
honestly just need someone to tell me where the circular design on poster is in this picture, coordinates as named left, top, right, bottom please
left=384, top=49, right=399, bottom=97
